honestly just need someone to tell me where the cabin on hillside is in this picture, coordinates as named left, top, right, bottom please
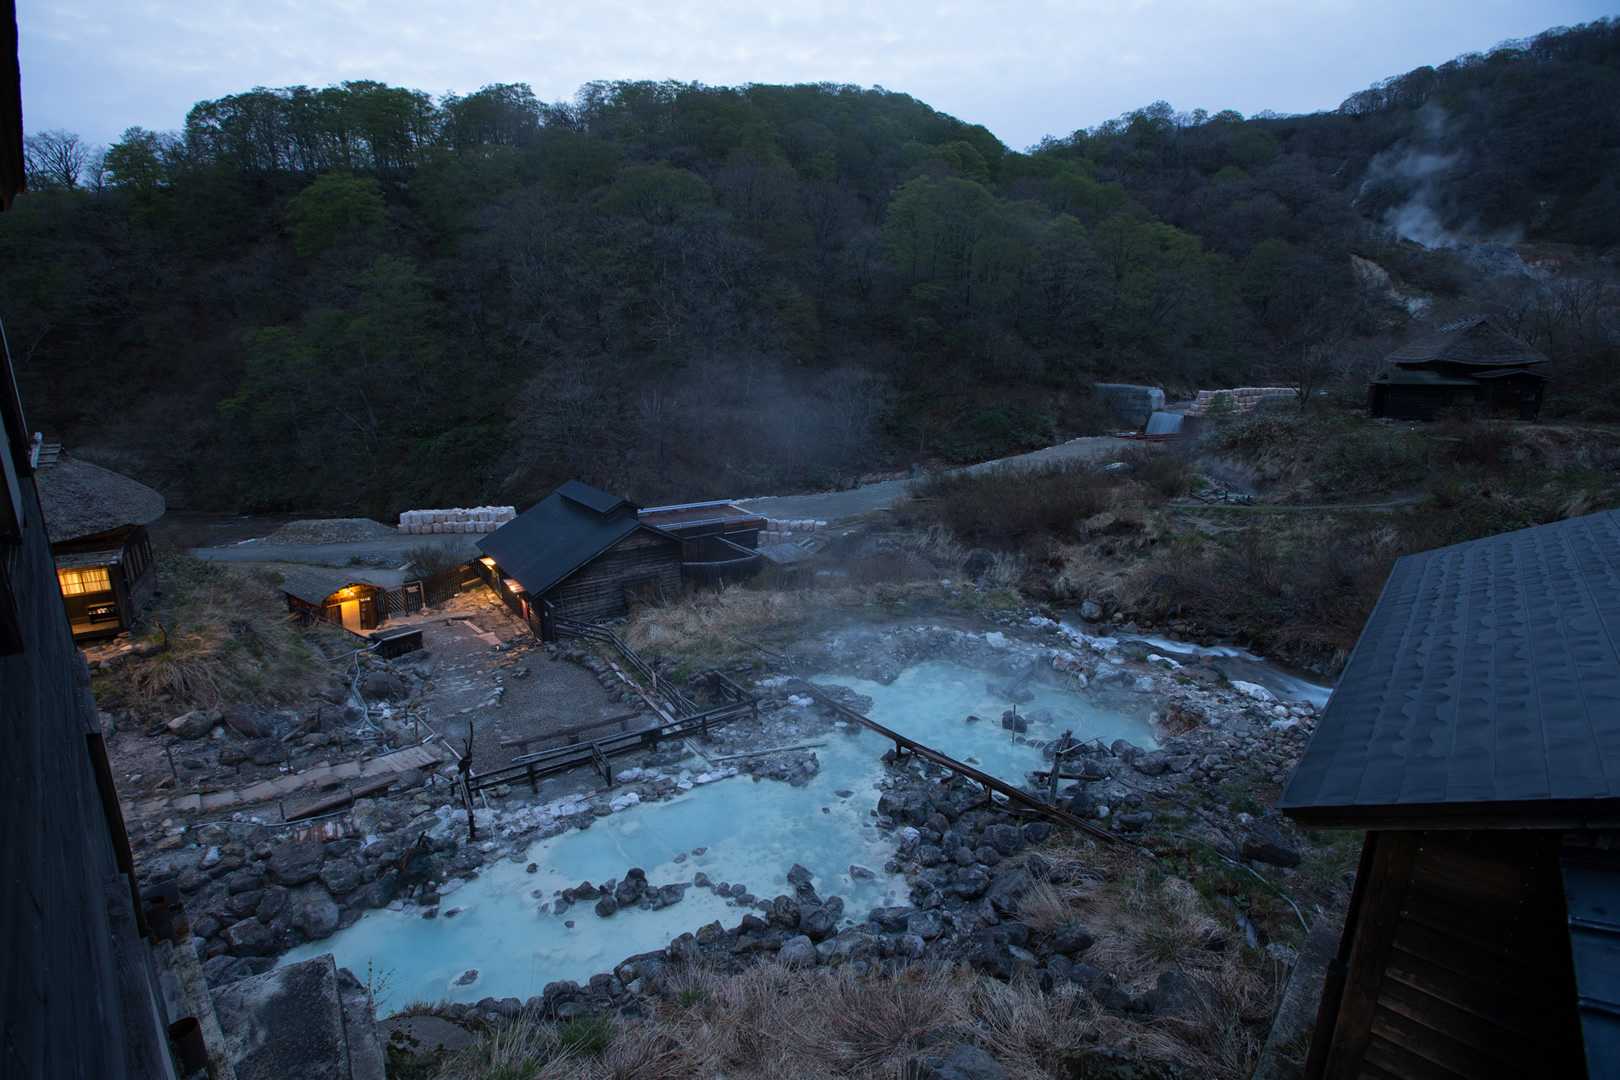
left=476, top=481, right=682, bottom=638
left=33, top=445, right=165, bottom=641
left=1368, top=315, right=1550, bottom=420
left=276, top=567, right=419, bottom=634
left=1278, top=510, right=1620, bottom=1079
left=637, top=499, right=765, bottom=585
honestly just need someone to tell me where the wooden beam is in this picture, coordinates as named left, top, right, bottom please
left=1318, top=829, right=1420, bottom=1080
left=282, top=774, right=394, bottom=822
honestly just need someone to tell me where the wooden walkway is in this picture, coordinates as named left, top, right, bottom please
left=123, top=743, right=444, bottom=820
left=786, top=660, right=1119, bottom=845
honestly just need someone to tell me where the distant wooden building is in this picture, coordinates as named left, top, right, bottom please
left=476, top=481, right=683, bottom=637
left=1368, top=315, right=1551, bottom=420
left=637, top=499, right=765, bottom=585
left=1279, top=511, right=1620, bottom=1079
left=33, top=446, right=164, bottom=641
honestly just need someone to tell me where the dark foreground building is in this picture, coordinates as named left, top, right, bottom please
left=1368, top=315, right=1551, bottom=421
left=1279, top=510, right=1620, bottom=1079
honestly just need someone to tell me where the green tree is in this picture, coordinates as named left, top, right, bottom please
left=284, top=173, right=387, bottom=256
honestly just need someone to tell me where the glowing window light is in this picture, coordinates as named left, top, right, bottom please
left=58, top=566, right=112, bottom=596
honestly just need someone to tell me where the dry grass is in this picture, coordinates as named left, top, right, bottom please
left=93, top=552, right=336, bottom=711
left=624, top=587, right=810, bottom=668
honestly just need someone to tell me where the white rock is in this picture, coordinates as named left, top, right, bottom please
left=609, top=793, right=641, bottom=812
left=438, top=878, right=465, bottom=896
left=1146, top=653, right=1181, bottom=669
left=984, top=632, right=1008, bottom=649
left=1231, top=680, right=1277, bottom=702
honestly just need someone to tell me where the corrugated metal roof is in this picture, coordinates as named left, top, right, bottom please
left=1280, top=510, right=1620, bottom=827
left=758, top=543, right=812, bottom=566
left=1561, top=834, right=1620, bottom=1077
left=477, top=482, right=669, bottom=597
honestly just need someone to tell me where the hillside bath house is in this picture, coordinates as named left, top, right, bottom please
left=33, top=445, right=165, bottom=641
left=1279, top=510, right=1620, bottom=1078
left=1367, top=316, right=1551, bottom=421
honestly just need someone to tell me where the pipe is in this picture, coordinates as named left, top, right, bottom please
left=167, top=1016, right=209, bottom=1075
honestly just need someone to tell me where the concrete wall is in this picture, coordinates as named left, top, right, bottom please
left=0, top=452, right=175, bottom=1074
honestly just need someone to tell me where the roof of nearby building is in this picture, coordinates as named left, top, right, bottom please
left=1371, top=369, right=1485, bottom=387
left=1384, top=316, right=1550, bottom=370
left=477, top=481, right=670, bottom=598
left=275, top=568, right=389, bottom=607
left=53, top=548, right=124, bottom=570
left=1280, top=510, right=1620, bottom=828
left=33, top=452, right=166, bottom=545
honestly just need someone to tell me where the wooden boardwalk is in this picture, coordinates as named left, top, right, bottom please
left=786, top=661, right=1119, bottom=845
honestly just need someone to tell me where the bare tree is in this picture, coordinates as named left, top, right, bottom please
left=24, top=130, right=91, bottom=189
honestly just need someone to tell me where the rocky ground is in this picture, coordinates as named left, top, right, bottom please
left=105, top=567, right=1334, bottom=1079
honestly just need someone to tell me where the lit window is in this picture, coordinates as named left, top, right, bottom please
left=58, top=567, right=112, bottom=596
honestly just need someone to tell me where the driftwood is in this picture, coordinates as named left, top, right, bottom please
left=707, top=742, right=828, bottom=764
left=282, top=774, right=394, bottom=822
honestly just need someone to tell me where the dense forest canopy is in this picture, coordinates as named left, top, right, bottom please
left=5, top=18, right=1620, bottom=514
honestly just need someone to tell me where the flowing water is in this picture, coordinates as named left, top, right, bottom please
left=1060, top=624, right=1335, bottom=709
left=280, top=662, right=1148, bottom=1009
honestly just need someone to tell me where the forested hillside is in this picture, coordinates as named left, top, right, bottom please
left=4, top=18, right=1619, bottom=513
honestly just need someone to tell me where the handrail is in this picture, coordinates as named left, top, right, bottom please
left=554, top=616, right=700, bottom=716
left=785, top=656, right=1119, bottom=845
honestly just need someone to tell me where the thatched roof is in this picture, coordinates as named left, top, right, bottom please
left=34, top=453, right=165, bottom=544
left=1384, top=316, right=1550, bottom=369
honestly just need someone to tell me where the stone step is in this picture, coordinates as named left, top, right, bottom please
left=210, top=954, right=384, bottom=1080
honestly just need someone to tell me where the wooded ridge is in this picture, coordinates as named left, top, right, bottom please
left=4, top=17, right=1618, bottom=514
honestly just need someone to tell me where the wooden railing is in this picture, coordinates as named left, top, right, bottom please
left=785, top=656, right=1119, bottom=845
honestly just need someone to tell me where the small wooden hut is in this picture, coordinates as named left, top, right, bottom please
left=1279, top=510, right=1620, bottom=1079
left=33, top=446, right=164, bottom=640
left=276, top=568, right=397, bottom=633
left=476, top=481, right=682, bottom=636
left=1368, top=316, right=1551, bottom=420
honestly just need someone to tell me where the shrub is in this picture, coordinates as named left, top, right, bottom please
left=917, top=461, right=1114, bottom=547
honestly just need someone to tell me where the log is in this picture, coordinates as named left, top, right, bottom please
left=707, top=742, right=828, bottom=764
left=282, top=774, right=395, bottom=822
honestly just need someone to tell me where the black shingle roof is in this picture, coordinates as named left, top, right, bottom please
left=476, top=482, right=656, bottom=598
left=1280, top=510, right=1620, bottom=827
left=1383, top=316, right=1550, bottom=369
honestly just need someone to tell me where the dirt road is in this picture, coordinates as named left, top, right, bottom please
left=737, top=435, right=1138, bottom=522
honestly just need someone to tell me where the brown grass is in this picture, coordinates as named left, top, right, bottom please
left=93, top=552, right=337, bottom=712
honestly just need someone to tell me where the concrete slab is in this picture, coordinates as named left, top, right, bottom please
left=1251, top=918, right=1342, bottom=1080
left=211, top=954, right=355, bottom=1080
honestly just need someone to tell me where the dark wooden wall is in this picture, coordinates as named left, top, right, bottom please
left=1311, top=829, right=1584, bottom=1080
left=0, top=472, right=175, bottom=1078
left=544, top=529, right=683, bottom=621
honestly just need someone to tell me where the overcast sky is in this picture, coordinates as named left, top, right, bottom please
left=17, top=1, right=1617, bottom=151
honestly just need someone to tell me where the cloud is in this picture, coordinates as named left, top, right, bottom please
left=16, top=0, right=1617, bottom=149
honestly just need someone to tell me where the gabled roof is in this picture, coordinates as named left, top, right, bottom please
left=34, top=452, right=166, bottom=544
left=477, top=482, right=670, bottom=598
left=1280, top=510, right=1620, bottom=828
left=276, top=568, right=390, bottom=607
left=1384, top=316, right=1550, bottom=370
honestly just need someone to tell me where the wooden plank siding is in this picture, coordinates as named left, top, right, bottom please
left=1314, top=829, right=1585, bottom=1079
left=542, top=529, right=682, bottom=622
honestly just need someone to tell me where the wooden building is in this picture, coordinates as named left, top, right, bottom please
left=276, top=568, right=407, bottom=634
left=1279, top=511, right=1620, bottom=1079
left=476, top=481, right=683, bottom=636
left=1368, top=316, right=1551, bottom=420
left=33, top=447, right=164, bottom=641
left=637, top=499, right=765, bottom=585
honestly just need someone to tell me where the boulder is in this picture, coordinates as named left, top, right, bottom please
left=983, top=867, right=1034, bottom=914
left=1053, top=922, right=1097, bottom=956
left=594, top=894, right=618, bottom=918
left=1079, top=600, right=1104, bottom=622
left=167, top=710, right=214, bottom=739
left=968, top=924, right=1035, bottom=980
left=922, top=1043, right=1008, bottom=1080
left=981, top=824, right=1026, bottom=857
left=223, top=918, right=275, bottom=957
left=318, top=860, right=362, bottom=896
left=951, top=868, right=990, bottom=901
left=907, top=910, right=945, bottom=940
left=868, top=906, right=916, bottom=932
left=292, top=896, right=341, bottom=940
left=1240, top=823, right=1301, bottom=868
left=777, top=935, right=818, bottom=968
left=361, top=671, right=407, bottom=700
left=800, top=904, right=838, bottom=942
left=266, top=842, right=325, bottom=886
left=1130, top=970, right=1219, bottom=1018
left=221, top=703, right=276, bottom=739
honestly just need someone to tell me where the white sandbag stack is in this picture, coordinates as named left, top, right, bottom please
left=397, top=506, right=517, bottom=534
left=759, top=518, right=829, bottom=545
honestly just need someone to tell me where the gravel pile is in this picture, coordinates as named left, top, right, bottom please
left=262, top=518, right=401, bottom=545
